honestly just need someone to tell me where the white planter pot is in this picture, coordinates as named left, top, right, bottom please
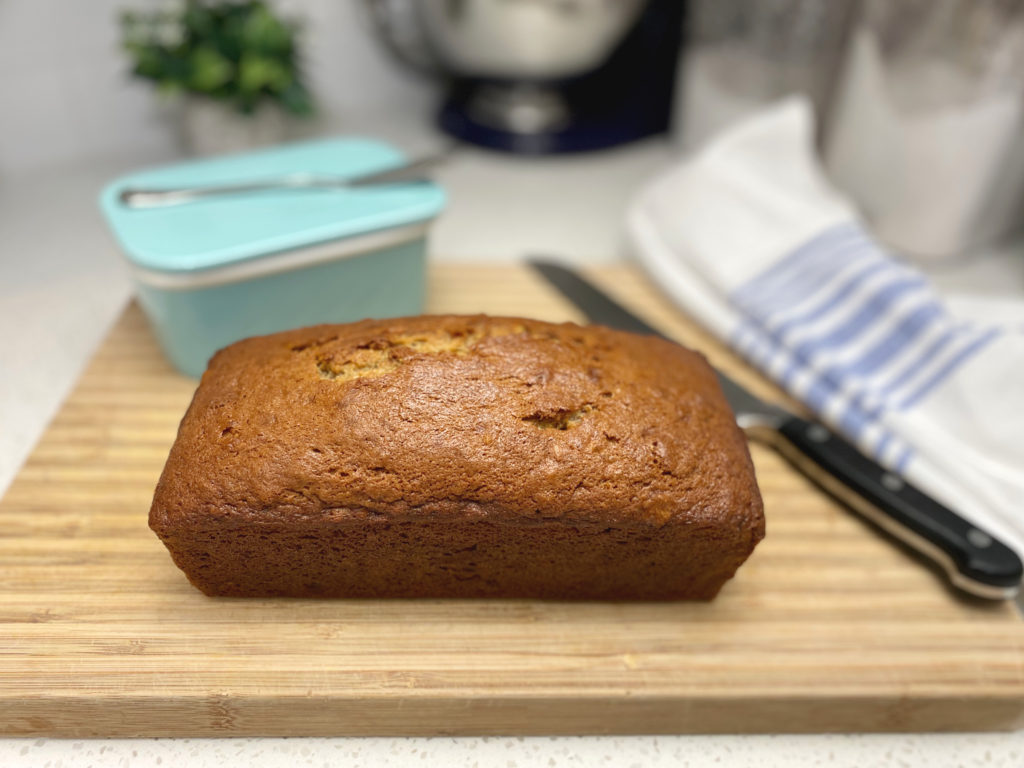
left=179, top=99, right=293, bottom=156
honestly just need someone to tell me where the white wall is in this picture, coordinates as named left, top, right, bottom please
left=0, top=0, right=434, bottom=173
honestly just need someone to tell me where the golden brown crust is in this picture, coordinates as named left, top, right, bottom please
left=150, top=315, right=764, bottom=599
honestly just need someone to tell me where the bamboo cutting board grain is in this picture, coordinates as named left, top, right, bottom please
left=1, top=264, right=1022, bottom=736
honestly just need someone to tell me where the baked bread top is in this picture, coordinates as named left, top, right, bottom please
left=150, top=315, right=763, bottom=535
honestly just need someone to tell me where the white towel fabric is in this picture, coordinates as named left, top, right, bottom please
left=627, top=98, right=1024, bottom=556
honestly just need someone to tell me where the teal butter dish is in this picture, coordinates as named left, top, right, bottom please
left=99, top=138, right=445, bottom=377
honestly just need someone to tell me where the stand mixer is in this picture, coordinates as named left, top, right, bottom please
left=364, top=0, right=684, bottom=154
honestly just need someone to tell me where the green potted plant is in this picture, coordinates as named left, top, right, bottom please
left=121, top=0, right=315, bottom=155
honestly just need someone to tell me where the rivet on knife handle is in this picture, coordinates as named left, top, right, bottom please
left=757, top=415, right=1023, bottom=600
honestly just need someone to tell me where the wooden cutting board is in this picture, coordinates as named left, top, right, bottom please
left=2, top=264, right=1022, bottom=737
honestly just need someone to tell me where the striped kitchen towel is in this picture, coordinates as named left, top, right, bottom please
left=628, top=98, right=1024, bottom=556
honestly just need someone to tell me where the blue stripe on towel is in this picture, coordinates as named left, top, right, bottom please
left=874, top=431, right=892, bottom=459
left=837, top=400, right=874, bottom=441
left=858, top=326, right=959, bottom=421
left=733, top=224, right=861, bottom=306
left=766, top=274, right=926, bottom=398
left=895, top=445, right=914, bottom=473
left=782, top=275, right=923, bottom=360
left=729, top=223, right=994, bottom=466
left=740, top=227, right=873, bottom=322
left=762, top=258, right=892, bottom=339
left=837, top=302, right=944, bottom=378
left=897, top=327, right=1000, bottom=410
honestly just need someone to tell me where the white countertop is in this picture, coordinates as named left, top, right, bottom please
left=2, top=139, right=1023, bottom=766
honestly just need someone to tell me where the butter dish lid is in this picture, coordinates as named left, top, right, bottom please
left=99, top=138, right=445, bottom=274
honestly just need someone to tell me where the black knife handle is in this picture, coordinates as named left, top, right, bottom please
left=765, top=415, right=1022, bottom=598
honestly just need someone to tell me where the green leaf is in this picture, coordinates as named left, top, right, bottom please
left=242, top=4, right=292, bottom=54
left=132, top=46, right=168, bottom=80
left=188, top=46, right=233, bottom=92
left=238, top=54, right=290, bottom=94
left=118, top=0, right=314, bottom=112
left=183, top=2, right=214, bottom=40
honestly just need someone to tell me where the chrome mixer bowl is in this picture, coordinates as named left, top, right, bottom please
left=414, top=0, right=646, bottom=80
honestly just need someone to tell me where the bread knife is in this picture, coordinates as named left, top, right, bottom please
left=529, top=259, right=1022, bottom=600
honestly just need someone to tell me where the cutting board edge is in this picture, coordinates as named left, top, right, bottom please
left=3, top=691, right=1023, bottom=737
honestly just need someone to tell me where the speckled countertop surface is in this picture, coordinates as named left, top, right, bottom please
left=5, top=734, right=1023, bottom=767
left=2, top=148, right=1023, bottom=767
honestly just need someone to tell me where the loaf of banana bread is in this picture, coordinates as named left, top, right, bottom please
left=149, top=315, right=764, bottom=599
